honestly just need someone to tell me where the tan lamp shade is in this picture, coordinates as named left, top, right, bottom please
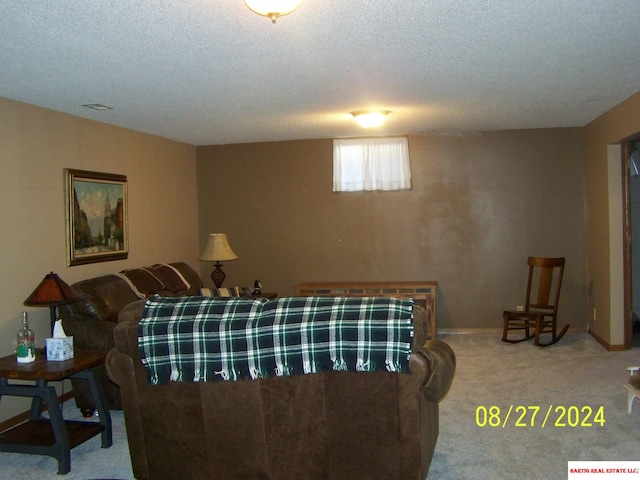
left=200, top=233, right=238, bottom=262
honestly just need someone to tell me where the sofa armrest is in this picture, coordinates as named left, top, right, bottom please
left=118, top=298, right=148, bottom=324
left=106, top=348, right=150, bottom=480
left=62, top=314, right=117, bottom=351
left=411, top=339, right=456, bottom=402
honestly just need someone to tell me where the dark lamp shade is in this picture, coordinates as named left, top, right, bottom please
left=23, top=272, right=83, bottom=307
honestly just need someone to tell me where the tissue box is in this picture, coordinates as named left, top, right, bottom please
left=46, top=337, right=74, bottom=361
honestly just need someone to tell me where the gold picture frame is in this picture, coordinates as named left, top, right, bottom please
left=65, top=169, right=128, bottom=266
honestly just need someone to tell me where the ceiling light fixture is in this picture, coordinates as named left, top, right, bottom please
left=82, top=103, right=113, bottom=111
left=351, top=110, right=391, bottom=129
left=244, top=0, right=302, bottom=23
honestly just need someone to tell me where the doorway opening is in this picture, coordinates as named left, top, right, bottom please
left=624, top=137, right=640, bottom=348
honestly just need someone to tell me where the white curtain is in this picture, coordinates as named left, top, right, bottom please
left=333, top=137, right=411, bottom=192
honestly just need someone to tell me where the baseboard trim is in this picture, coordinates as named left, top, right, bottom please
left=438, top=328, right=502, bottom=335
left=439, top=325, right=586, bottom=336
left=0, top=390, right=75, bottom=432
left=588, top=328, right=626, bottom=351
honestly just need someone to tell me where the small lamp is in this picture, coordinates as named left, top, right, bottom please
left=200, top=233, right=238, bottom=288
left=23, top=272, right=84, bottom=336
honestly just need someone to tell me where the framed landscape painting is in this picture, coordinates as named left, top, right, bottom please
left=65, top=169, right=128, bottom=266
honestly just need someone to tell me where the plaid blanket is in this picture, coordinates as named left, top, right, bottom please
left=138, top=296, right=414, bottom=385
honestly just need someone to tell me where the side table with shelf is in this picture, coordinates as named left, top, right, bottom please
left=0, top=349, right=112, bottom=474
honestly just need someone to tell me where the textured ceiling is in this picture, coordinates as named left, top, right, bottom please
left=1, top=1, right=639, bottom=146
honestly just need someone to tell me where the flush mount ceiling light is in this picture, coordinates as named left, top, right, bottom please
left=82, top=103, right=113, bottom=111
left=351, top=110, right=391, bottom=129
left=244, top=0, right=302, bottom=23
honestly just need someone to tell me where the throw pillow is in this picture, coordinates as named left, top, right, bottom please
left=200, top=287, right=242, bottom=297
left=146, top=264, right=190, bottom=293
left=120, top=268, right=164, bottom=296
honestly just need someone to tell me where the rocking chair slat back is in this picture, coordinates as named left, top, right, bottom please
left=502, top=256, right=568, bottom=347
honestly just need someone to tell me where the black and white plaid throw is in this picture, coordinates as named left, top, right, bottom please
left=138, top=295, right=414, bottom=384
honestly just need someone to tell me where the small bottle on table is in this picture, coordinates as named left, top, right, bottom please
left=16, top=311, right=35, bottom=363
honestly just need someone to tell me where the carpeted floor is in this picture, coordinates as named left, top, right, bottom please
left=1, top=332, right=639, bottom=479
left=429, top=332, right=640, bottom=479
left=0, top=404, right=133, bottom=480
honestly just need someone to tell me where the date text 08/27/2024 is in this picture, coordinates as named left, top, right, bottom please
left=475, top=405, right=605, bottom=428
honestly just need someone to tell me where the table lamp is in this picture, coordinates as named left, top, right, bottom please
left=24, top=272, right=84, bottom=336
left=200, top=233, right=238, bottom=288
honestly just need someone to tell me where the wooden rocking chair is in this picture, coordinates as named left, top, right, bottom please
left=502, top=257, right=569, bottom=347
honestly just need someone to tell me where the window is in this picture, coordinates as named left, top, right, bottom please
left=333, top=137, right=411, bottom=192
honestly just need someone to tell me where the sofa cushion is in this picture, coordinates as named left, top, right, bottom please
left=58, top=261, right=203, bottom=414
left=119, top=268, right=165, bottom=296
left=146, top=264, right=191, bottom=293
left=165, top=262, right=203, bottom=295
left=200, top=286, right=242, bottom=297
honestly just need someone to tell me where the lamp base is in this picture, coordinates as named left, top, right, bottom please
left=211, top=262, right=226, bottom=288
left=49, top=305, right=58, bottom=337
left=44, top=305, right=58, bottom=357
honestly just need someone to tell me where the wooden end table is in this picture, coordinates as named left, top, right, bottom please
left=0, top=349, right=112, bottom=474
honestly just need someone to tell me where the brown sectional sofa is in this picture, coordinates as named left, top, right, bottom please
left=59, top=262, right=202, bottom=414
left=107, top=298, right=456, bottom=480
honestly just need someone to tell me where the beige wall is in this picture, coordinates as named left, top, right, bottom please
left=197, top=128, right=588, bottom=331
left=2, top=88, right=636, bottom=424
left=585, top=91, right=640, bottom=347
left=0, top=97, right=199, bottom=422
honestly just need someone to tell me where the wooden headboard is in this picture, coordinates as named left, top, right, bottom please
left=293, top=281, right=437, bottom=340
